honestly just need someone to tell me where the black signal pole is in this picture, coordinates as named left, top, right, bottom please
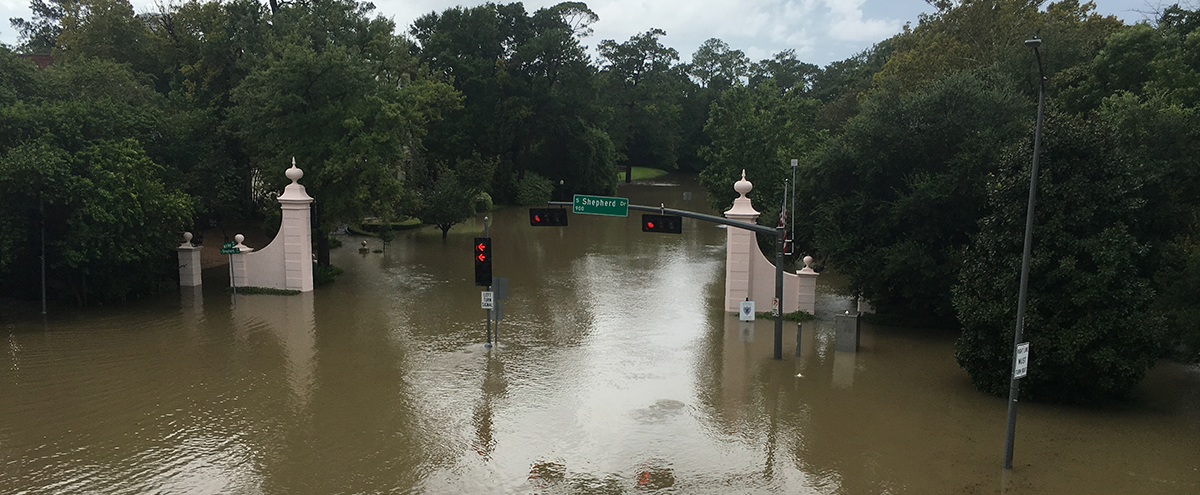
left=1004, top=36, right=1046, bottom=470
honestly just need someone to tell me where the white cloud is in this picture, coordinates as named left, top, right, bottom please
left=0, top=0, right=1155, bottom=66
left=822, top=0, right=901, bottom=42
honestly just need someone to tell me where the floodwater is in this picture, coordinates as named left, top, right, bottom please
left=2, top=176, right=1198, bottom=494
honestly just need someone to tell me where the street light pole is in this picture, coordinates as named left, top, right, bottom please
left=1004, top=36, right=1046, bottom=470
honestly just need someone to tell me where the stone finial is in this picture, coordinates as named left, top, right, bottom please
left=179, top=231, right=194, bottom=248
left=803, top=256, right=813, bottom=270
left=734, top=169, right=753, bottom=198
left=235, top=234, right=245, bottom=244
left=286, top=157, right=303, bottom=183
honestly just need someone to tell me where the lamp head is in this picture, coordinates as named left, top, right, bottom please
left=1024, top=38, right=1042, bottom=49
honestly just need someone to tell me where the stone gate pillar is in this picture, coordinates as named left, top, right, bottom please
left=724, top=171, right=760, bottom=312
left=178, top=232, right=202, bottom=287
left=277, top=161, right=314, bottom=292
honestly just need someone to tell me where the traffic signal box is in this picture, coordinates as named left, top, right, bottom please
left=529, top=208, right=569, bottom=226
left=642, top=214, right=682, bottom=234
left=474, top=237, right=492, bottom=286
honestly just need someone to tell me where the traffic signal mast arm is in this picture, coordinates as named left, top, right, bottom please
left=546, top=202, right=780, bottom=237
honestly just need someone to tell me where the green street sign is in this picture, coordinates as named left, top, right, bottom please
left=220, top=247, right=240, bottom=255
left=573, top=194, right=628, bottom=217
left=223, top=241, right=236, bottom=249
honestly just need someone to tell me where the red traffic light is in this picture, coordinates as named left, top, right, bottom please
left=474, top=237, right=492, bottom=286
left=642, top=214, right=682, bottom=234
left=529, top=208, right=568, bottom=226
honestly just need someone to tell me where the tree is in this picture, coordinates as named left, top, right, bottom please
left=8, top=0, right=65, bottom=54
left=688, top=38, right=749, bottom=89
left=699, top=80, right=823, bottom=218
left=597, top=28, right=686, bottom=180
left=0, top=52, right=193, bottom=304
left=954, top=113, right=1160, bottom=403
left=748, top=49, right=818, bottom=95
left=804, top=70, right=1026, bottom=318
left=411, top=2, right=611, bottom=201
left=416, top=167, right=476, bottom=238
left=229, top=0, right=459, bottom=265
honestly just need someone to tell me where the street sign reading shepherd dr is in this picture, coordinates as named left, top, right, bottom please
left=573, top=194, right=628, bottom=217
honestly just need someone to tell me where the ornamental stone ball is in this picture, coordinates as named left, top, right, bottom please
left=235, top=234, right=244, bottom=244
left=183, top=232, right=193, bottom=243
left=804, top=256, right=813, bottom=270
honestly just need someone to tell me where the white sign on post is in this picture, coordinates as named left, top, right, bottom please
left=739, top=300, right=755, bottom=321
left=1013, top=342, right=1030, bottom=379
left=481, top=291, right=495, bottom=310
left=772, top=298, right=780, bottom=317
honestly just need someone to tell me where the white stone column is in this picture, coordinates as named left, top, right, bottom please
left=724, top=170, right=760, bottom=312
left=177, top=232, right=202, bottom=287
left=795, top=256, right=818, bottom=315
left=277, top=161, right=314, bottom=292
left=230, top=233, right=253, bottom=288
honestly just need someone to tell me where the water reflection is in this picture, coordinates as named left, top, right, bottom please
left=232, top=291, right=315, bottom=408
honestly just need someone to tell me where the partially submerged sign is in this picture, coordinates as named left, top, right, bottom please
left=739, top=300, right=755, bottom=321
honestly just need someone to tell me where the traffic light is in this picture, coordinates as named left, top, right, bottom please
left=474, top=237, right=492, bottom=286
left=529, top=208, right=568, bottom=226
left=642, top=214, right=682, bottom=234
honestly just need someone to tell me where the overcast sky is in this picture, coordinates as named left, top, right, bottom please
left=0, top=0, right=1179, bottom=66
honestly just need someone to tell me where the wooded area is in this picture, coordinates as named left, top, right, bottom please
left=2, top=0, right=1198, bottom=402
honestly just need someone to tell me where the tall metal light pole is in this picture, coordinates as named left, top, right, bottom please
left=1004, top=36, right=1046, bottom=470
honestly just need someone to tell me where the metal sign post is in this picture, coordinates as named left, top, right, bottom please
left=221, top=241, right=240, bottom=301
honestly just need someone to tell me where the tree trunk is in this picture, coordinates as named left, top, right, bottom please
left=440, top=224, right=451, bottom=239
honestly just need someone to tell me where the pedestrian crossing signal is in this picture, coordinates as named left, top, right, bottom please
left=529, top=208, right=568, bottom=226
left=642, top=214, right=682, bottom=234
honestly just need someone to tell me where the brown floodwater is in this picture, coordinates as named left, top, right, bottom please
left=2, top=176, right=1198, bottom=494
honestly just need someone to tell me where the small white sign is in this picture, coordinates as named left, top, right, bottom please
left=772, top=298, right=780, bottom=317
left=481, top=291, right=494, bottom=310
left=1014, top=342, right=1030, bottom=379
left=739, top=300, right=755, bottom=321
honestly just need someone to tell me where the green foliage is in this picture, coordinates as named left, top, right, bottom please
left=416, top=167, right=477, bottom=238
left=954, top=113, right=1160, bottom=403
left=8, top=0, right=65, bottom=54
left=412, top=2, right=608, bottom=203
left=313, top=263, right=344, bottom=286
left=598, top=28, right=687, bottom=174
left=514, top=171, right=554, bottom=206
left=688, top=38, right=749, bottom=90
left=1153, top=227, right=1200, bottom=363
left=474, top=192, right=495, bottom=213
left=700, top=80, right=824, bottom=218
left=881, top=0, right=1122, bottom=95
left=0, top=53, right=193, bottom=304
left=230, top=286, right=301, bottom=295
left=805, top=70, right=1026, bottom=318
